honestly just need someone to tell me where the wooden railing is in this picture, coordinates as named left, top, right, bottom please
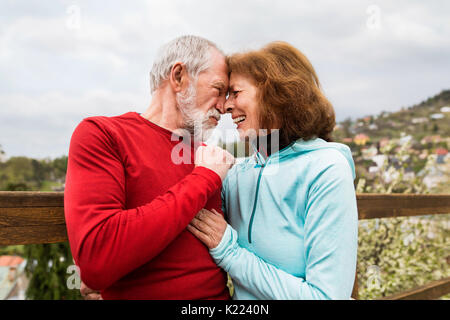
left=0, top=192, right=449, bottom=300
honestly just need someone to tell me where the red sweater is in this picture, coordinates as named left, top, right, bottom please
left=64, top=111, right=230, bottom=300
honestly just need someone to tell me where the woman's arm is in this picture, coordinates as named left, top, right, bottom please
left=189, top=161, right=358, bottom=300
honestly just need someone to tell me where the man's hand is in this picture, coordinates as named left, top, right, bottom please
left=80, top=281, right=103, bottom=300
left=195, top=145, right=235, bottom=181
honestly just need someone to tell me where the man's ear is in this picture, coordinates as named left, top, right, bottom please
left=169, top=62, right=188, bottom=93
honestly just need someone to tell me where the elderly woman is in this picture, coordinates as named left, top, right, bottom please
left=187, top=42, right=358, bottom=300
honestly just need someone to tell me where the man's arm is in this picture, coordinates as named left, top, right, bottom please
left=64, top=119, right=227, bottom=290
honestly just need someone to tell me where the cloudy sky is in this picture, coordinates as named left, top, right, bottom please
left=0, top=0, right=449, bottom=159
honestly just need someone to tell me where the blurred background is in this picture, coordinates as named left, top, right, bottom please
left=0, top=0, right=448, bottom=300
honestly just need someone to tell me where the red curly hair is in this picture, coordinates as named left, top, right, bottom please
left=226, top=41, right=335, bottom=143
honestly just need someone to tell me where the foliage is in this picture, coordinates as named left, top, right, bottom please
left=24, top=243, right=81, bottom=300
left=0, top=156, right=67, bottom=191
left=355, top=141, right=449, bottom=299
left=0, top=245, right=25, bottom=256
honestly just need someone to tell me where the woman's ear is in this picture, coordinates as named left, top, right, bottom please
left=169, top=62, right=187, bottom=93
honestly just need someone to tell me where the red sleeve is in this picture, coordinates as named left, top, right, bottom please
left=64, top=119, right=222, bottom=290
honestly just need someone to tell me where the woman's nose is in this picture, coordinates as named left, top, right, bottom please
left=224, top=98, right=234, bottom=113
left=215, top=95, right=228, bottom=114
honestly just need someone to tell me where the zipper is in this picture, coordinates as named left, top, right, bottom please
left=248, top=162, right=266, bottom=243
left=246, top=140, right=295, bottom=243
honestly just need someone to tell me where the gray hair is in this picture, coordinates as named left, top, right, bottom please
left=149, top=35, right=223, bottom=93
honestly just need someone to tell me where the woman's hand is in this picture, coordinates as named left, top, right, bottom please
left=187, top=208, right=228, bottom=249
left=80, top=281, right=103, bottom=300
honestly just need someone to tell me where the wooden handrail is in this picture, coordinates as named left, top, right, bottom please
left=0, top=191, right=449, bottom=300
left=357, top=194, right=450, bottom=220
left=380, top=277, right=450, bottom=300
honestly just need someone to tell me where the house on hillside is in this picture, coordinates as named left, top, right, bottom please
left=0, top=256, right=28, bottom=300
left=435, top=148, right=448, bottom=164
left=430, top=113, right=444, bottom=120
left=411, top=117, right=428, bottom=124
left=354, top=134, right=370, bottom=146
left=363, top=116, right=372, bottom=123
left=0, top=150, right=6, bottom=163
left=342, top=138, right=353, bottom=144
left=419, top=150, right=429, bottom=160
left=421, top=135, right=442, bottom=145
left=441, top=106, right=450, bottom=113
left=378, top=138, right=390, bottom=150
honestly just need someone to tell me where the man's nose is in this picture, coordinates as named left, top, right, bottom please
left=215, top=96, right=227, bottom=114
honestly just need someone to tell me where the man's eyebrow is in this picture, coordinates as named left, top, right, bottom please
left=213, top=81, right=227, bottom=90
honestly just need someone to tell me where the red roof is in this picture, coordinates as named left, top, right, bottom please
left=0, top=255, right=24, bottom=267
left=436, top=148, right=448, bottom=155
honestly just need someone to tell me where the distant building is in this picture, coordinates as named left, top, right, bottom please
left=342, top=138, right=353, bottom=144
left=388, top=121, right=401, bottom=128
left=430, top=113, right=444, bottom=120
left=0, top=149, right=6, bottom=163
left=421, top=135, right=442, bottom=144
left=411, top=117, right=428, bottom=124
left=354, top=134, right=370, bottom=146
left=378, top=138, right=390, bottom=149
left=368, top=124, right=378, bottom=130
left=440, top=106, right=450, bottom=113
left=419, top=150, right=429, bottom=160
left=0, top=256, right=28, bottom=300
left=435, top=148, right=448, bottom=164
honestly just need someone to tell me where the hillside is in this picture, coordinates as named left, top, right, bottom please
left=332, top=89, right=449, bottom=194
left=334, top=89, right=450, bottom=144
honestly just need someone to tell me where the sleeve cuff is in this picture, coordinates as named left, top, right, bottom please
left=209, top=224, right=237, bottom=267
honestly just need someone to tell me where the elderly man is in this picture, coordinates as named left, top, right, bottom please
left=64, top=35, right=234, bottom=300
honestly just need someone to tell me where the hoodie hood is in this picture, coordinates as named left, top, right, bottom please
left=252, top=137, right=356, bottom=179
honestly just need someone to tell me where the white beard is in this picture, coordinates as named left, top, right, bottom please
left=176, top=83, right=219, bottom=142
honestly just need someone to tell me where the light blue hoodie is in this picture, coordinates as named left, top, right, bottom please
left=209, top=137, right=358, bottom=300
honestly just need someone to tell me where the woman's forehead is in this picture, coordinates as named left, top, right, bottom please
left=229, top=72, right=253, bottom=87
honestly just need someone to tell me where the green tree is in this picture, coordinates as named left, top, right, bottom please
left=24, top=243, right=81, bottom=300
left=52, top=156, right=68, bottom=181
left=432, top=123, right=439, bottom=133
